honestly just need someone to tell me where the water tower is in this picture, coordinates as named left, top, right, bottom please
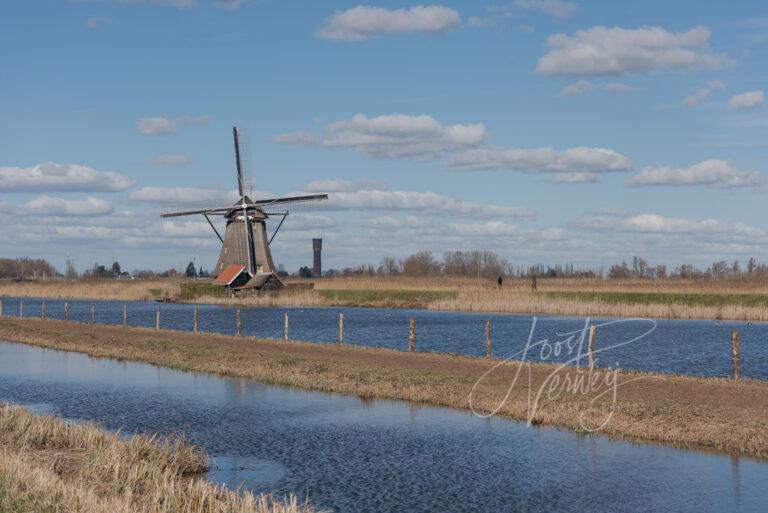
left=312, top=238, right=322, bottom=277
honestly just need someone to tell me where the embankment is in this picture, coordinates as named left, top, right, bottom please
left=1, top=317, right=766, bottom=459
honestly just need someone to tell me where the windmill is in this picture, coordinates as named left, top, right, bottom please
left=161, top=127, right=328, bottom=291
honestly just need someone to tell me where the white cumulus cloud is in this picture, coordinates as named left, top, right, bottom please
left=728, top=90, right=764, bottom=109
left=135, top=115, right=211, bottom=135
left=317, top=5, right=461, bottom=41
left=575, top=212, right=762, bottom=239
left=552, top=171, right=598, bottom=183
left=536, top=26, right=731, bottom=76
left=130, top=186, right=232, bottom=203
left=22, top=196, right=113, bottom=216
left=626, top=160, right=761, bottom=188
left=561, top=79, right=592, bottom=96
left=445, top=146, right=632, bottom=177
left=274, top=113, right=485, bottom=160
left=683, top=88, right=712, bottom=107
left=318, top=189, right=531, bottom=219
left=0, top=162, right=134, bottom=192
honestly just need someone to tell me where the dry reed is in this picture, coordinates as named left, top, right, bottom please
left=429, top=289, right=768, bottom=321
left=0, top=279, right=180, bottom=301
left=0, top=404, right=315, bottom=513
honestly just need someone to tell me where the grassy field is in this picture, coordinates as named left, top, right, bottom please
left=544, top=290, right=768, bottom=307
left=5, top=276, right=768, bottom=320
left=318, top=289, right=457, bottom=307
left=0, top=404, right=312, bottom=513
left=1, top=317, right=766, bottom=460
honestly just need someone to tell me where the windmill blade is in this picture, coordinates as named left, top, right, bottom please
left=233, top=126, right=245, bottom=197
left=253, top=194, right=328, bottom=212
left=161, top=206, right=234, bottom=218
left=232, top=126, right=254, bottom=198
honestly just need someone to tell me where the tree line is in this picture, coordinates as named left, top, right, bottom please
left=4, top=253, right=768, bottom=281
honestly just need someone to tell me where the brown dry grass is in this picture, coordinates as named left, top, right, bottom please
left=1, top=317, right=766, bottom=460
left=428, top=288, right=768, bottom=321
left=0, top=404, right=314, bottom=513
left=308, top=275, right=768, bottom=294
left=0, top=279, right=180, bottom=301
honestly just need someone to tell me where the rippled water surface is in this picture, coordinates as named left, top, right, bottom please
left=2, top=296, right=767, bottom=380
left=0, top=341, right=766, bottom=513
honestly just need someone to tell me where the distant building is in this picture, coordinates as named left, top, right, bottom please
left=312, top=238, right=322, bottom=277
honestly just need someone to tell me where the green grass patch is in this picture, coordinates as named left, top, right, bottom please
left=179, top=282, right=227, bottom=300
left=319, top=289, right=456, bottom=307
left=545, top=290, right=768, bottom=307
left=147, top=288, right=164, bottom=299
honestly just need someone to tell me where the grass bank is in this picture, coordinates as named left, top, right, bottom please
left=545, top=290, right=768, bottom=308
left=0, top=404, right=312, bottom=513
left=0, top=317, right=766, bottom=459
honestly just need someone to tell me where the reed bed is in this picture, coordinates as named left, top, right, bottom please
left=1, top=318, right=767, bottom=459
left=0, top=404, right=314, bottom=513
left=0, top=279, right=180, bottom=301
left=429, top=289, right=768, bottom=321
left=6, top=276, right=768, bottom=320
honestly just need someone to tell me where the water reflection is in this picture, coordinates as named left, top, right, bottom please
left=0, top=341, right=765, bottom=513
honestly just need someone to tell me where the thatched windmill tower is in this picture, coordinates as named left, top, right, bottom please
left=161, top=127, right=327, bottom=291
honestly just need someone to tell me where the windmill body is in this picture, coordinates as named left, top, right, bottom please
left=161, top=127, right=328, bottom=292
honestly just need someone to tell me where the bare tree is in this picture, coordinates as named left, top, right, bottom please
left=378, top=256, right=401, bottom=275
left=402, top=251, right=442, bottom=276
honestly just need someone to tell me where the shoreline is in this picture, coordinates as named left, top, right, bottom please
left=1, top=317, right=766, bottom=460
left=0, top=404, right=311, bottom=512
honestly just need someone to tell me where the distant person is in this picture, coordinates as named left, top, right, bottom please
left=531, top=274, right=537, bottom=292
left=497, top=276, right=503, bottom=289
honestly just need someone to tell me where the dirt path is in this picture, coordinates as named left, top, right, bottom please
left=1, top=317, right=766, bottom=459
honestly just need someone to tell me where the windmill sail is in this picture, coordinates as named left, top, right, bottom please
left=233, top=127, right=245, bottom=197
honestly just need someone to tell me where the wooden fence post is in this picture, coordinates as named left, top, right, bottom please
left=588, top=325, right=596, bottom=371
left=485, top=320, right=491, bottom=358
left=41, top=301, right=45, bottom=320
left=122, top=304, right=128, bottom=327
left=284, top=312, right=289, bottom=341
left=731, top=330, right=740, bottom=381
left=91, top=303, right=95, bottom=323
left=155, top=305, right=161, bottom=330
left=409, top=318, right=415, bottom=352
left=338, top=313, right=344, bottom=346
left=236, top=308, right=241, bottom=336
left=19, top=301, right=23, bottom=318
left=64, top=302, right=69, bottom=321
left=193, top=305, right=199, bottom=334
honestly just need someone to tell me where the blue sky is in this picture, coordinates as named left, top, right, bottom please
left=1, top=0, right=767, bottom=274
